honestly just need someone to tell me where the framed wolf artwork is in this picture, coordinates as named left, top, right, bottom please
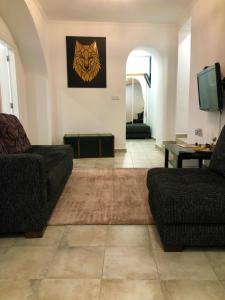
left=66, top=36, right=106, bottom=88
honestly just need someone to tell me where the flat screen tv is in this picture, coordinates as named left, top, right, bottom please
left=197, top=62, right=223, bottom=111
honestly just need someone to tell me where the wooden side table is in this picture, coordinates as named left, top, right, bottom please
left=164, top=143, right=212, bottom=168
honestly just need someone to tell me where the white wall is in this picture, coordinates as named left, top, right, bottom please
left=176, top=20, right=191, bottom=135
left=47, top=21, right=178, bottom=148
left=24, top=0, right=52, bottom=145
left=188, top=0, right=225, bottom=144
left=145, top=48, right=163, bottom=140
left=0, top=0, right=51, bottom=144
left=0, top=1, right=179, bottom=148
left=0, top=17, right=28, bottom=133
left=126, top=80, right=144, bottom=122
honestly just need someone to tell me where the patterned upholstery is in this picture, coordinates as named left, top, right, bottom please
left=0, top=141, right=8, bottom=153
left=0, top=113, right=31, bottom=154
left=0, top=145, right=73, bottom=235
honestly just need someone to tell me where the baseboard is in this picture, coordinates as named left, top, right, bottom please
left=176, top=133, right=188, bottom=139
left=115, top=149, right=127, bottom=153
left=162, top=140, right=176, bottom=145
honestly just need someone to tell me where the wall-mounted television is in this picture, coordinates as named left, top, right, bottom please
left=197, top=62, right=223, bottom=112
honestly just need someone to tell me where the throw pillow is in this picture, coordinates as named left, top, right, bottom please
left=0, top=113, right=31, bottom=154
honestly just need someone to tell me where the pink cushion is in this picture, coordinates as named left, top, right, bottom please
left=0, top=113, right=31, bottom=154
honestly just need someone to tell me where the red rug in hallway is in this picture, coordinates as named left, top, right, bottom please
left=49, top=168, right=154, bottom=225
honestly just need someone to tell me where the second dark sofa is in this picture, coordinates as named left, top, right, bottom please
left=147, top=124, right=225, bottom=251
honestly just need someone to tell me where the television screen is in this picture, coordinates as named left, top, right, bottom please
left=197, top=63, right=223, bottom=111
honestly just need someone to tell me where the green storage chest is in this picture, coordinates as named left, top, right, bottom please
left=64, top=133, right=114, bottom=158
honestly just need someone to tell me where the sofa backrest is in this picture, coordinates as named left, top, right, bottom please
left=209, top=124, right=225, bottom=176
left=0, top=113, right=31, bottom=154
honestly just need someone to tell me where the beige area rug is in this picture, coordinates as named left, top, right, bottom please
left=49, top=168, right=154, bottom=225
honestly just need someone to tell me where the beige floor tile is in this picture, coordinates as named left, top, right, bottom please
left=133, top=162, right=152, bottom=168
left=0, top=247, right=56, bottom=279
left=114, top=157, right=133, bottom=164
left=47, top=247, right=104, bottom=279
left=96, top=158, right=114, bottom=164
left=95, top=161, right=114, bottom=168
left=71, top=139, right=162, bottom=169
left=15, top=226, right=65, bottom=247
left=129, top=154, right=152, bottom=158
left=114, top=152, right=130, bottom=158
left=95, top=163, right=114, bottom=169
left=74, top=158, right=97, bottom=164
left=113, top=163, right=134, bottom=168
left=0, top=247, right=9, bottom=255
left=205, top=252, right=225, bottom=280
left=162, top=280, right=225, bottom=300
left=74, top=162, right=96, bottom=169
left=37, top=279, right=100, bottom=300
left=0, top=238, right=16, bottom=248
left=149, top=163, right=164, bottom=168
left=61, top=225, right=107, bottom=247
left=0, top=280, right=33, bottom=300
left=154, top=250, right=217, bottom=280
left=131, top=154, right=152, bottom=160
left=100, top=280, right=165, bottom=300
left=106, top=225, right=151, bottom=247
left=148, top=225, right=163, bottom=250
left=103, top=247, right=157, bottom=279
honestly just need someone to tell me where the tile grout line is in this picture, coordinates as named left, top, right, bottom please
left=98, top=226, right=108, bottom=300
left=147, top=227, right=170, bottom=300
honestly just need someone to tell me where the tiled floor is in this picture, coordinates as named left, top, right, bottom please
left=0, top=226, right=225, bottom=299
left=73, top=139, right=165, bottom=169
left=1, top=140, right=225, bottom=299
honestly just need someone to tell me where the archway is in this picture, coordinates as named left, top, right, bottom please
left=0, top=0, right=50, bottom=144
left=125, top=47, right=163, bottom=146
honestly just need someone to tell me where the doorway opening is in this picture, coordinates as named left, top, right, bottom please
left=0, top=40, right=19, bottom=117
left=125, top=49, right=152, bottom=143
left=125, top=47, right=164, bottom=147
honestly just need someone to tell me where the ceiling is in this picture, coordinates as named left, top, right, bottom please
left=36, top=0, right=195, bottom=25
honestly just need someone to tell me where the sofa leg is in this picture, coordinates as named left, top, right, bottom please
left=164, top=244, right=183, bottom=252
left=25, top=229, right=46, bottom=239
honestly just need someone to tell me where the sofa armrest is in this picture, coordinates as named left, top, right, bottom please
left=29, top=145, right=73, bottom=158
left=0, top=153, right=48, bottom=233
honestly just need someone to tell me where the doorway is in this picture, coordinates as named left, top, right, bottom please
left=126, top=49, right=152, bottom=140
left=0, top=41, right=19, bottom=116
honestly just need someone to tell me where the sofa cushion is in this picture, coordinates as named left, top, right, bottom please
left=0, top=141, right=8, bottom=153
left=209, top=125, right=225, bottom=176
left=0, top=113, right=31, bottom=154
left=147, top=168, right=225, bottom=224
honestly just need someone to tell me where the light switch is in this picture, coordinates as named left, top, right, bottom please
left=112, top=96, right=120, bottom=101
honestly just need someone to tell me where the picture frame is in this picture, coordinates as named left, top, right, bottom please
left=66, top=36, right=106, bottom=88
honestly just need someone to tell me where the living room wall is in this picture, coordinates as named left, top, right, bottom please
left=47, top=21, right=178, bottom=148
left=0, top=0, right=51, bottom=145
left=0, top=17, right=28, bottom=133
left=0, top=0, right=179, bottom=149
left=188, top=0, right=225, bottom=144
left=175, top=19, right=191, bottom=135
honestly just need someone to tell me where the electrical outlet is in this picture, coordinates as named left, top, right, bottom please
left=195, top=128, right=203, bottom=137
